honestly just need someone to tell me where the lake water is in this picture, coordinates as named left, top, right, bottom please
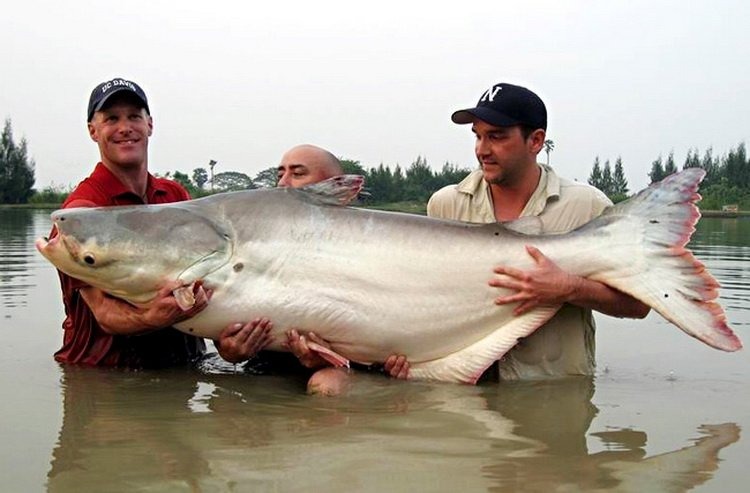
left=1, top=208, right=748, bottom=492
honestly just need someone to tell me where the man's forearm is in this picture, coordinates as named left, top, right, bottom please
left=568, top=277, right=650, bottom=319
left=80, top=287, right=160, bottom=335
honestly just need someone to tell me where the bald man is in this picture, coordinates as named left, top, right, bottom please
left=277, top=144, right=343, bottom=188
left=277, top=145, right=410, bottom=392
left=218, top=144, right=409, bottom=394
left=217, top=144, right=344, bottom=363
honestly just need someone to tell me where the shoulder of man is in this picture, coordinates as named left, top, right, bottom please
left=427, top=169, right=483, bottom=218
left=62, top=178, right=110, bottom=209
left=427, top=183, right=461, bottom=218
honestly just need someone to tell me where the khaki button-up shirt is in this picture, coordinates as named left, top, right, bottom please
left=427, top=164, right=611, bottom=380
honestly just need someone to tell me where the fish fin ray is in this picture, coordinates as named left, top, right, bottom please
left=307, top=341, right=351, bottom=368
left=297, top=175, right=364, bottom=206
left=409, top=306, right=560, bottom=383
left=172, top=284, right=196, bottom=311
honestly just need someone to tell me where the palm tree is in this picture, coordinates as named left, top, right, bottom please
left=543, top=139, right=555, bottom=165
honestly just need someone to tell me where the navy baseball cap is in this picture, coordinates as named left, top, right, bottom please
left=451, top=83, right=547, bottom=130
left=87, top=78, right=150, bottom=122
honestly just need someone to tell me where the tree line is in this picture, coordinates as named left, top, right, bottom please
left=588, top=142, right=749, bottom=209
left=2, top=116, right=748, bottom=211
left=0, top=119, right=35, bottom=204
left=165, top=156, right=473, bottom=206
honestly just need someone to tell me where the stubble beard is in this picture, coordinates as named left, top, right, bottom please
left=486, top=172, right=507, bottom=187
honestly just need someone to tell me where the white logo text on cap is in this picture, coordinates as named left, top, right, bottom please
left=480, top=85, right=502, bottom=102
left=100, top=79, right=136, bottom=94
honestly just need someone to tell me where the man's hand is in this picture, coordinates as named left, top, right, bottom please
left=216, top=318, right=274, bottom=363
left=140, top=281, right=212, bottom=329
left=490, top=245, right=651, bottom=319
left=282, top=329, right=331, bottom=369
left=489, top=245, right=579, bottom=316
left=384, top=354, right=410, bottom=380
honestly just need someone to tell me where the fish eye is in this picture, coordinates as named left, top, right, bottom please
left=83, top=254, right=96, bottom=266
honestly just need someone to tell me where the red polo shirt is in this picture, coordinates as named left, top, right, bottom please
left=53, top=163, right=206, bottom=368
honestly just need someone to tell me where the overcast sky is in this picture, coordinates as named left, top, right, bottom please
left=2, top=0, right=748, bottom=193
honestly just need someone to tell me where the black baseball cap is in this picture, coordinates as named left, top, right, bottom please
left=87, top=78, right=150, bottom=122
left=451, top=83, right=547, bottom=130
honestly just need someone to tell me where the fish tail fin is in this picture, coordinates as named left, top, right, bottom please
left=593, top=168, right=742, bottom=352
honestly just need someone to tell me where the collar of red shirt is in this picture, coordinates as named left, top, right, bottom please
left=91, top=162, right=170, bottom=201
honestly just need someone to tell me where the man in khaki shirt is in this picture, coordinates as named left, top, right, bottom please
left=428, top=83, right=650, bottom=380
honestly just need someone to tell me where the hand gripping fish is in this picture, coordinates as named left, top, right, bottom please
left=36, top=169, right=742, bottom=383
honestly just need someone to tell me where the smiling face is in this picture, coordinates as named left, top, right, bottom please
left=472, top=120, right=545, bottom=187
left=87, top=94, right=153, bottom=172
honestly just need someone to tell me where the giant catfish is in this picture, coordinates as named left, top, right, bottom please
left=36, top=169, right=742, bottom=383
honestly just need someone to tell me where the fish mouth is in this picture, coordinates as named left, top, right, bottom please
left=35, top=235, right=59, bottom=256
left=36, top=233, right=83, bottom=266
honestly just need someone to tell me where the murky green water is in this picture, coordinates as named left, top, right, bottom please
left=1, top=208, right=748, bottom=492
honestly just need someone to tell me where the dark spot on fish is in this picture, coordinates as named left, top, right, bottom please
left=188, top=328, right=194, bottom=333
left=494, top=232, right=499, bottom=236
left=650, top=220, right=659, bottom=224
left=664, top=293, right=669, bottom=298
left=233, top=262, right=244, bottom=272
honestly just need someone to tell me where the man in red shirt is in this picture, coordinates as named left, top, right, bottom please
left=54, top=78, right=269, bottom=368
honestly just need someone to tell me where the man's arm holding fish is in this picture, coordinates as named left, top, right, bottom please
left=79, top=281, right=212, bottom=335
left=489, top=245, right=650, bottom=319
left=81, top=280, right=274, bottom=361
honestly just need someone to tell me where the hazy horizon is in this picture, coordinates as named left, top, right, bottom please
left=2, top=1, right=748, bottom=194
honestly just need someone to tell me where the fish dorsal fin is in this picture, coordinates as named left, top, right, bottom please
left=297, top=174, right=364, bottom=206
left=499, top=216, right=544, bottom=235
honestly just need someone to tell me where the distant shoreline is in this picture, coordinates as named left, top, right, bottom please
left=700, top=210, right=748, bottom=218
left=1, top=202, right=747, bottom=218
left=0, top=204, right=61, bottom=209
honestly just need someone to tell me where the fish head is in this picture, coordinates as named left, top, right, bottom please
left=36, top=203, right=232, bottom=304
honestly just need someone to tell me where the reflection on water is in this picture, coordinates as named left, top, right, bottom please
left=480, top=380, right=739, bottom=491
left=1, top=210, right=748, bottom=492
left=46, top=367, right=740, bottom=492
left=690, top=217, right=750, bottom=315
left=0, top=208, right=54, bottom=308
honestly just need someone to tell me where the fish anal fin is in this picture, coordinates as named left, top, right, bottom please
left=409, top=306, right=560, bottom=384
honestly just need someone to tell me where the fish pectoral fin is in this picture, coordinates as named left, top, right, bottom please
left=409, top=306, right=560, bottom=384
left=307, top=341, right=351, bottom=368
left=172, top=283, right=196, bottom=311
